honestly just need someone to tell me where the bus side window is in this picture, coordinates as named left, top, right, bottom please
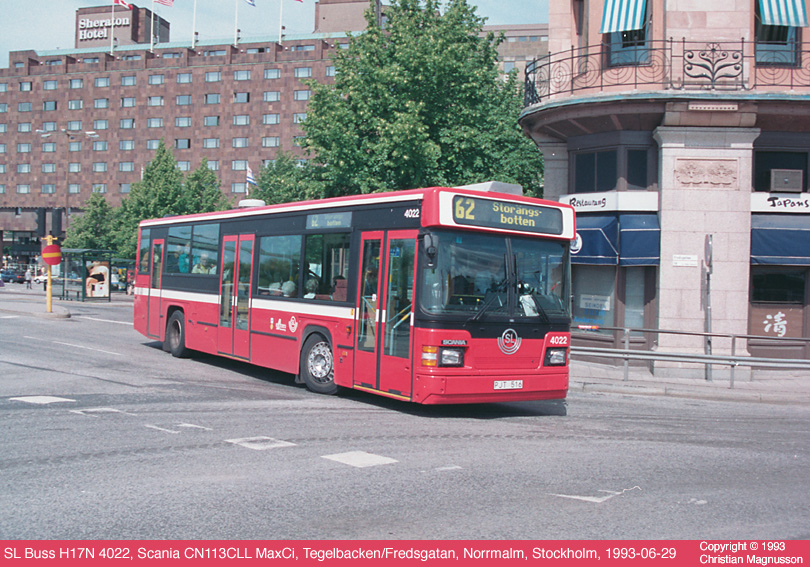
left=258, top=234, right=302, bottom=296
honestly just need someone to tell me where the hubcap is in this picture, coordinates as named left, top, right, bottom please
left=307, top=342, right=333, bottom=383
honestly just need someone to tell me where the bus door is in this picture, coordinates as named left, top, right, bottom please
left=354, top=230, right=417, bottom=398
left=146, top=239, right=164, bottom=338
left=218, top=234, right=255, bottom=359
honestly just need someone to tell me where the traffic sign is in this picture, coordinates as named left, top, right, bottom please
left=42, top=244, right=62, bottom=266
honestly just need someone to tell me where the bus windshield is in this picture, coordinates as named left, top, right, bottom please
left=419, top=230, right=570, bottom=321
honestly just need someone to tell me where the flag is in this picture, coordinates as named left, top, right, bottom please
left=244, top=0, right=256, bottom=5
left=155, top=0, right=174, bottom=6
left=246, top=165, right=258, bottom=186
left=294, top=0, right=303, bottom=3
left=114, top=0, right=133, bottom=8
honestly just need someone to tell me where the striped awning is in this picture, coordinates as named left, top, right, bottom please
left=600, top=0, right=648, bottom=34
left=758, top=0, right=809, bottom=27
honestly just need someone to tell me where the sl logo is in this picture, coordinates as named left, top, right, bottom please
left=498, top=328, right=521, bottom=355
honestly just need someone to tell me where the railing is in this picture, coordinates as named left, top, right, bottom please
left=525, top=38, right=810, bottom=107
left=572, top=325, right=810, bottom=389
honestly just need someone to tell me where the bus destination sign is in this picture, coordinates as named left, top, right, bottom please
left=452, top=195, right=563, bottom=235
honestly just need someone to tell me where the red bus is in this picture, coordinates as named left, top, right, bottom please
left=133, top=186, right=575, bottom=404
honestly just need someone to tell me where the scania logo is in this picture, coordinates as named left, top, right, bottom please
left=498, top=328, right=521, bottom=355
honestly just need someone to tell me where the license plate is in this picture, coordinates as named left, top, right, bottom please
left=494, top=380, right=523, bottom=390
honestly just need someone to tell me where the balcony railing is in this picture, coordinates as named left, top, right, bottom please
left=524, top=38, right=810, bottom=107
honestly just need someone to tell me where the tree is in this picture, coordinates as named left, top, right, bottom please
left=250, top=152, right=322, bottom=205
left=111, top=140, right=187, bottom=258
left=303, top=0, right=544, bottom=197
left=184, top=158, right=230, bottom=213
left=62, top=193, right=116, bottom=250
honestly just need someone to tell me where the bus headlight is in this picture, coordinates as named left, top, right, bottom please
left=439, top=347, right=465, bottom=367
left=544, top=348, right=567, bottom=366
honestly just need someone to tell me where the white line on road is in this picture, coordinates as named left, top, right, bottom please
left=226, top=436, right=297, bottom=450
left=74, top=316, right=131, bottom=326
left=145, top=424, right=181, bottom=434
left=9, top=396, right=76, bottom=405
left=322, top=451, right=398, bottom=468
left=24, top=335, right=122, bottom=356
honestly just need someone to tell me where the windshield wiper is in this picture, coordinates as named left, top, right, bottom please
left=470, top=291, right=505, bottom=322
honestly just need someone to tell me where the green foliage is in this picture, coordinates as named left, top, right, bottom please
left=303, top=0, right=544, bottom=196
left=250, top=152, right=323, bottom=205
left=62, top=193, right=116, bottom=250
left=183, top=158, right=230, bottom=213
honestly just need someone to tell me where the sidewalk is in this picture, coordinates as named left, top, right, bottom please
left=1, top=284, right=808, bottom=405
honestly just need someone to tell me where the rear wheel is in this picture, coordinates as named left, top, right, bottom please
left=166, top=311, right=190, bottom=358
left=300, top=334, right=337, bottom=395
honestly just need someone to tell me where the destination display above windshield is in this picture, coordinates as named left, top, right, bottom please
left=451, top=195, right=563, bottom=235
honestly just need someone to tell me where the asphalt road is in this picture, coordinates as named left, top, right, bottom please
left=1, top=299, right=808, bottom=540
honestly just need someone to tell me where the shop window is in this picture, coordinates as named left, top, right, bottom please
left=750, top=268, right=806, bottom=339
left=574, top=150, right=617, bottom=193
left=572, top=264, right=616, bottom=331
left=753, top=151, right=807, bottom=192
left=627, top=149, right=649, bottom=189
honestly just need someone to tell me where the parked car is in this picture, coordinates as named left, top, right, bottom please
left=1, top=270, right=25, bottom=284
left=33, top=273, right=47, bottom=285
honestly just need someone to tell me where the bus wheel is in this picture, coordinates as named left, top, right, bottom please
left=300, top=334, right=337, bottom=395
left=166, top=311, right=190, bottom=358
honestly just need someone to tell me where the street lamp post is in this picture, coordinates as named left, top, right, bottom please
left=37, top=128, right=98, bottom=231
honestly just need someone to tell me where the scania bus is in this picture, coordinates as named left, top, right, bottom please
left=133, top=185, right=575, bottom=404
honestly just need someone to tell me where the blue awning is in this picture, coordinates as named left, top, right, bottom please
left=619, top=213, right=660, bottom=266
left=601, top=0, right=648, bottom=33
left=758, top=0, right=808, bottom=27
left=751, top=214, right=810, bottom=265
left=572, top=214, right=619, bottom=265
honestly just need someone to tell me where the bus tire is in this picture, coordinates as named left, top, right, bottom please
left=300, top=334, right=337, bottom=395
left=166, top=311, right=190, bottom=358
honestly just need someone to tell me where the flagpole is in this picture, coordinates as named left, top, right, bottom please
left=279, top=0, right=284, bottom=44
left=110, top=1, right=115, bottom=56
left=150, top=0, right=155, bottom=52
left=234, top=0, right=239, bottom=47
left=192, top=0, right=197, bottom=48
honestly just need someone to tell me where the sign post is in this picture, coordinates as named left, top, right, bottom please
left=704, top=234, right=713, bottom=382
left=41, top=237, right=62, bottom=314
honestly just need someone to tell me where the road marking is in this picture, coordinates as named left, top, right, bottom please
left=9, top=395, right=76, bottom=405
left=226, top=436, right=297, bottom=450
left=24, top=335, right=122, bottom=356
left=435, top=465, right=463, bottom=472
left=1, top=315, right=20, bottom=319
left=145, top=424, right=180, bottom=434
left=74, top=316, right=131, bottom=326
left=321, top=451, right=398, bottom=468
left=550, top=486, right=642, bottom=504
left=178, top=423, right=213, bottom=431
left=70, top=408, right=133, bottom=417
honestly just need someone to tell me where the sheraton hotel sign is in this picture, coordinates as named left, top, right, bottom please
left=78, top=16, right=131, bottom=41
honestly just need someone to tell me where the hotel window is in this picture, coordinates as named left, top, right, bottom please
left=162, top=52, right=181, bottom=59
left=176, top=95, right=192, bottom=106
left=18, top=102, right=32, bottom=112
left=121, top=75, right=136, bottom=86
left=148, top=74, right=165, bottom=85
left=204, top=50, right=226, bottom=57
left=83, top=57, right=99, bottom=63
left=326, top=66, right=336, bottom=77
left=755, top=0, right=804, bottom=65
left=43, top=101, right=57, bottom=111
left=294, top=90, right=311, bottom=101
left=0, top=164, right=4, bottom=172
left=232, top=183, right=247, bottom=193
left=235, top=70, right=251, bottom=81
left=17, top=185, right=31, bottom=194
left=175, top=139, right=191, bottom=150
left=262, top=137, right=280, bottom=148
left=264, top=91, right=281, bottom=102
left=120, top=140, right=135, bottom=151
left=93, top=141, right=108, bottom=151
left=68, top=99, right=83, bottom=110
left=264, top=68, right=281, bottom=79
left=94, top=98, right=109, bottom=109
left=603, top=0, right=650, bottom=66
left=177, top=161, right=190, bottom=171
left=18, top=123, right=32, bottom=133
left=42, top=184, right=56, bottom=194
left=232, top=137, right=249, bottom=148
left=69, top=163, right=81, bottom=173
left=147, top=118, right=164, bottom=128
left=293, top=113, right=307, bottom=124
left=0, top=83, right=7, bottom=92
left=263, top=113, right=280, bottom=125
left=205, top=93, right=221, bottom=104
left=42, top=163, right=56, bottom=173
left=20, top=81, right=32, bottom=91
left=0, top=143, right=6, bottom=153
left=120, top=162, right=135, bottom=172
left=69, top=142, right=82, bottom=152
left=177, top=73, right=192, bottom=83
left=148, top=96, right=164, bottom=107
left=233, top=92, right=250, bottom=103
left=0, top=104, right=6, bottom=113
left=0, top=124, right=5, bottom=133
left=93, top=184, right=107, bottom=194
left=203, top=138, right=220, bottom=149
left=95, top=77, right=110, bottom=88
left=120, top=118, right=135, bottom=129
left=69, top=184, right=81, bottom=194
left=120, top=183, right=131, bottom=193
left=147, top=139, right=160, bottom=150
left=207, top=161, right=219, bottom=171
left=294, top=67, right=312, bottom=78
left=204, top=116, right=220, bottom=126
left=233, top=115, right=250, bottom=126
left=291, top=45, right=315, bottom=52
left=94, top=119, right=109, bottom=130
left=205, top=71, right=221, bottom=82
left=93, top=162, right=108, bottom=173
left=121, top=97, right=136, bottom=108
left=42, top=143, right=56, bottom=153
left=0, top=185, right=5, bottom=194
left=176, top=116, right=192, bottom=127
left=17, top=143, right=31, bottom=153
left=122, top=55, right=141, bottom=61
left=17, top=164, right=31, bottom=174
left=232, top=160, right=247, bottom=171
left=69, top=79, right=83, bottom=89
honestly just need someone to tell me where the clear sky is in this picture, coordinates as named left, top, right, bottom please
left=0, top=1, right=548, bottom=68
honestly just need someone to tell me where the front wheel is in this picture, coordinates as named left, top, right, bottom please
left=300, top=334, right=338, bottom=395
left=165, top=311, right=190, bottom=358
